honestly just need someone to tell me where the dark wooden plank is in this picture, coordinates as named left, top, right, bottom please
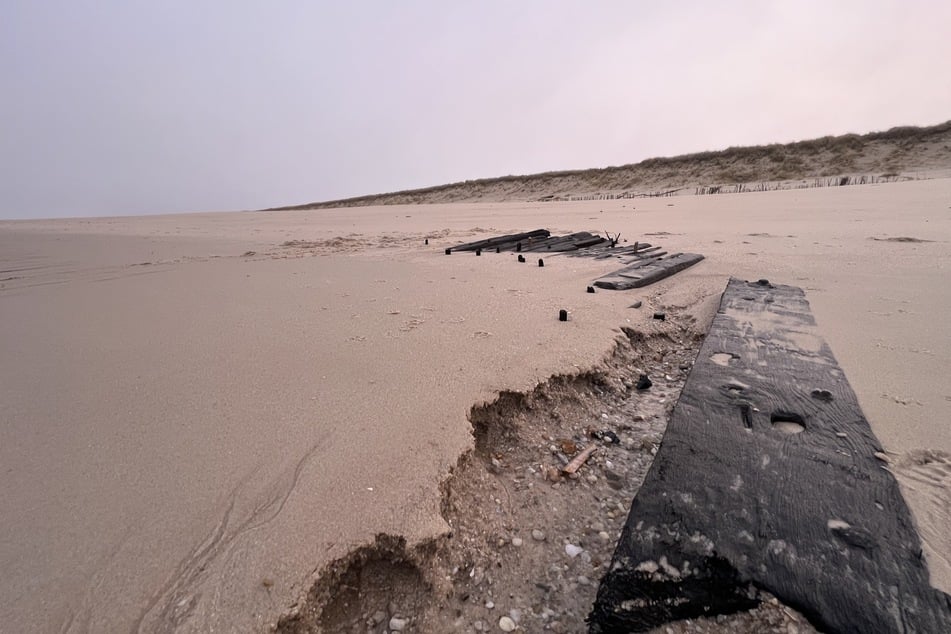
left=628, top=245, right=662, bottom=256
left=520, top=232, right=603, bottom=252
left=592, top=253, right=702, bottom=290
left=589, top=244, right=658, bottom=260
left=591, top=245, right=664, bottom=260
left=451, top=229, right=549, bottom=252
left=589, top=278, right=951, bottom=633
left=570, top=235, right=609, bottom=249
left=567, top=241, right=658, bottom=259
left=487, top=234, right=553, bottom=252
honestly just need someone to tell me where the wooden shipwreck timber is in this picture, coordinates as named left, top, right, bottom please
left=589, top=279, right=951, bottom=633
left=446, top=229, right=704, bottom=289
left=442, top=231, right=950, bottom=632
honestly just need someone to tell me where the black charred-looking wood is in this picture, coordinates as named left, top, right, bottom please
left=588, top=278, right=951, bottom=634
left=591, top=246, right=665, bottom=261
left=453, top=230, right=616, bottom=256
left=519, top=232, right=603, bottom=252
left=521, top=233, right=589, bottom=251
left=490, top=235, right=549, bottom=252
left=587, top=243, right=658, bottom=260
left=573, top=235, right=610, bottom=249
left=593, top=253, right=703, bottom=290
left=452, top=229, right=550, bottom=252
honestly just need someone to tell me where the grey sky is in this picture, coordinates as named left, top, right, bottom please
left=2, top=1, right=949, bottom=219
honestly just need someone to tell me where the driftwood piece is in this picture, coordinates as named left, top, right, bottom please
left=593, top=253, right=703, bottom=290
left=451, top=229, right=549, bottom=252
left=589, top=278, right=951, bottom=633
left=563, top=445, right=598, bottom=475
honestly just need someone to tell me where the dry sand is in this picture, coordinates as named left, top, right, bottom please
left=1, top=177, right=949, bottom=632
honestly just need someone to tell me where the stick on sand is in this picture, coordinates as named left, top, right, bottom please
left=562, top=445, right=597, bottom=474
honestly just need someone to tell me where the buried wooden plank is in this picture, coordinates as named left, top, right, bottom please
left=589, top=243, right=659, bottom=260
left=567, top=241, right=654, bottom=258
left=450, top=229, right=549, bottom=252
left=486, top=235, right=551, bottom=252
left=588, top=278, right=951, bottom=634
left=520, top=231, right=604, bottom=252
left=593, top=253, right=702, bottom=290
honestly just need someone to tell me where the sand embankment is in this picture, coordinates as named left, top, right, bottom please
left=1, top=177, right=949, bottom=631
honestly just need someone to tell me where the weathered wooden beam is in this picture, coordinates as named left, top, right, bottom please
left=587, top=243, right=656, bottom=260
left=484, top=235, right=551, bottom=252
left=589, top=278, right=951, bottom=633
left=590, top=244, right=663, bottom=260
left=568, top=234, right=608, bottom=250
left=629, top=245, right=662, bottom=256
left=520, top=232, right=603, bottom=252
left=451, top=229, right=549, bottom=252
left=592, top=253, right=702, bottom=290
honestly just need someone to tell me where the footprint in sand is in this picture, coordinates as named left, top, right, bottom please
left=398, top=317, right=425, bottom=332
left=881, top=392, right=923, bottom=406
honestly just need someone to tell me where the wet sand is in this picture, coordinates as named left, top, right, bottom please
left=1, top=177, right=949, bottom=631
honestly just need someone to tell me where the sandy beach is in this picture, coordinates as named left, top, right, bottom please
left=2, top=177, right=950, bottom=632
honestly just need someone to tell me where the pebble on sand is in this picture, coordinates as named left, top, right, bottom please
left=389, top=616, right=407, bottom=631
left=499, top=615, right=517, bottom=631
left=565, top=544, right=584, bottom=558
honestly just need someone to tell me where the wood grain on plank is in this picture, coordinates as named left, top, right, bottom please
left=520, top=232, right=605, bottom=252
left=593, top=253, right=702, bottom=290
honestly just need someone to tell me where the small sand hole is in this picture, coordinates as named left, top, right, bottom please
left=770, top=411, right=805, bottom=434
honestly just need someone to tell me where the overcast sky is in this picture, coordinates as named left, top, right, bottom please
left=2, top=1, right=949, bottom=219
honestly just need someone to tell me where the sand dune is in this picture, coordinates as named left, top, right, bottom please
left=1, top=177, right=950, bottom=631
left=272, top=120, right=951, bottom=210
